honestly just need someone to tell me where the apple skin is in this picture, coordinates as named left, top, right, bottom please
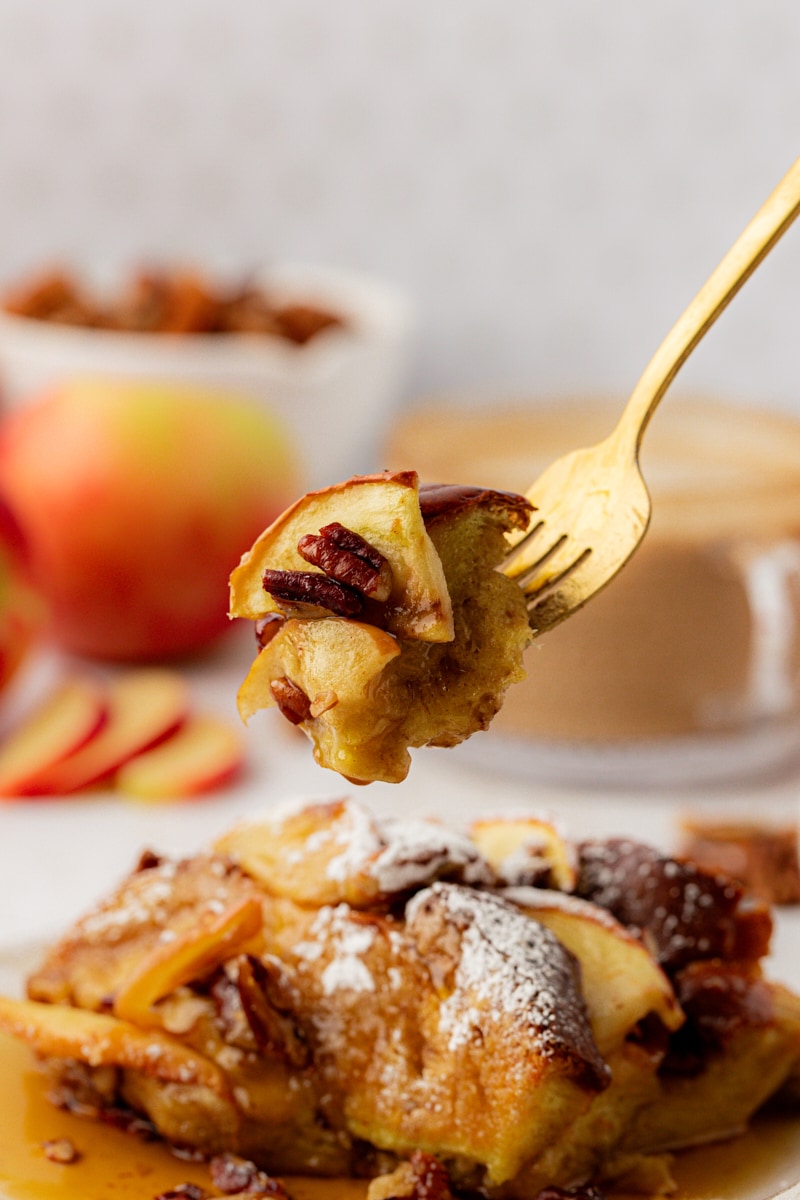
left=0, top=380, right=298, bottom=660
left=0, top=494, right=43, bottom=692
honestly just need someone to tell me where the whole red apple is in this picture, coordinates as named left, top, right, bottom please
left=0, top=381, right=298, bottom=660
left=0, top=494, right=43, bottom=689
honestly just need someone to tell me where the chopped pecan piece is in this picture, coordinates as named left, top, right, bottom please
left=209, top=1153, right=290, bottom=1197
left=135, top=848, right=164, bottom=873
left=269, top=677, right=312, bottom=725
left=212, top=955, right=309, bottom=1066
left=43, top=1137, right=80, bottom=1164
left=535, top=1188, right=608, bottom=1200
left=154, top=1185, right=208, bottom=1200
left=239, top=955, right=309, bottom=1066
left=367, top=1152, right=453, bottom=1200
left=262, top=568, right=363, bottom=617
left=298, top=522, right=393, bottom=602
left=255, top=613, right=286, bottom=650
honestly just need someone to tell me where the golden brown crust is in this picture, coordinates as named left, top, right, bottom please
left=418, top=482, right=532, bottom=530
left=574, top=838, right=773, bottom=970
left=27, top=853, right=265, bottom=1011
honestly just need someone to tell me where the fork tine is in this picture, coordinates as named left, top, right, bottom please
left=512, top=533, right=571, bottom=588
left=523, top=545, right=592, bottom=600
left=502, top=517, right=546, bottom=566
left=523, top=548, right=594, bottom=633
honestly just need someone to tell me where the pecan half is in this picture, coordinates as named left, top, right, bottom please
left=270, top=677, right=312, bottom=725
left=262, top=568, right=363, bottom=617
left=298, top=522, right=392, bottom=602
left=212, top=955, right=309, bottom=1067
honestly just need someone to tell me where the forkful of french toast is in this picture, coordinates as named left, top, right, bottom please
left=228, top=158, right=800, bottom=783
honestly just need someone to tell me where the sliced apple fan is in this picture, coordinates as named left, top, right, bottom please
left=0, top=669, right=243, bottom=798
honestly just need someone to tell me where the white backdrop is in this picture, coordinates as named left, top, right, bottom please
left=0, top=0, right=798, bottom=408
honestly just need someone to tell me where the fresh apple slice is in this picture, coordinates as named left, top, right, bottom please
left=0, top=676, right=108, bottom=797
left=229, top=470, right=455, bottom=642
left=116, top=714, right=245, bottom=800
left=26, top=670, right=189, bottom=795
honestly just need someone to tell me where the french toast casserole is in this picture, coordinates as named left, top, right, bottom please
left=1, top=798, right=798, bottom=1197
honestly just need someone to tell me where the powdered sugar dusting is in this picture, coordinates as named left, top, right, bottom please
left=320, top=799, right=494, bottom=892
left=302, top=904, right=377, bottom=995
left=406, top=882, right=607, bottom=1084
left=324, top=801, right=384, bottom=882
left=80, top=860, right=178, bottom=940
left=321, top=955, right=375, bottom=995
left=370, top=816, right=494, bottom=892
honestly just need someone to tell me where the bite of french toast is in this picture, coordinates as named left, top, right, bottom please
left=228, top=471, right=533, bottom=783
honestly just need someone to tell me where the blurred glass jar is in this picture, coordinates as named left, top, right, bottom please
left=385, top=395, right=800, bottom=787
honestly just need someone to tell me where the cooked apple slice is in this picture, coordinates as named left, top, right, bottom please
left=116, top=714, right=245, bottom=800
left=216, top=798, right=382, bottom=906
left=471, top=816, right=577, bottom=890
left=229, top=470, right=454, bottom=642
left=26, top=670, right=189, bottom=795
left=0, top=995, right=229, bottom=1095
left=215, top=797, right=492, bottom=908
left=238, top=617, right=405, bottom=783
left=0, top=676, right=108, bottom=797
left=503, top=887, right=683, bottom=1055
left=113, top=895, right=264, bottom=1027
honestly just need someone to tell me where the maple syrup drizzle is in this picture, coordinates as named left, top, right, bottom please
left=0, top=1030, right=796, bottom=1200
left=0, top=1032, right=365, bottom=1200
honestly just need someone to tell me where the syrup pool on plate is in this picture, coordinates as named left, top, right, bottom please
left=0, top=1030, right=797, bottom=1200
left=0, top=1031, right=366, bottom=1200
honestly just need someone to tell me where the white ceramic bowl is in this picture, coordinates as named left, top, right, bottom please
left=0, top=263, right=414, bottom=488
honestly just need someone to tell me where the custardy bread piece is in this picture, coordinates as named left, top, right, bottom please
left=2, top=797, right=800, bottom=1198
left=230, top=472, right=533, bottom=783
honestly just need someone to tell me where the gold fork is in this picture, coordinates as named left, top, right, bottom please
left=503, top=157, right=800, bottom=634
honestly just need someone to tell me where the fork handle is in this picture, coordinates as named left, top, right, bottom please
left=616, top=156, right=800, bottom=452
